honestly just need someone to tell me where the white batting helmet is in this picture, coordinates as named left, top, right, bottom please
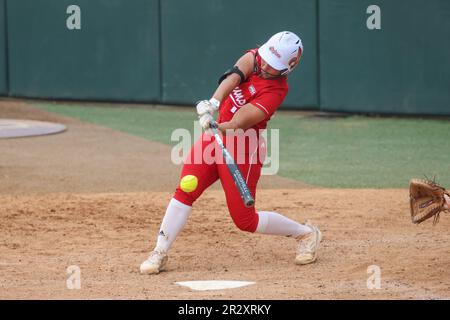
left=258, top=31, right=303, bottom=75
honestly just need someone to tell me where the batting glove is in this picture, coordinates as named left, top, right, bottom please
left=199, top=113, right=214, bottom=130
left=196, top=98, right=220, bottom=117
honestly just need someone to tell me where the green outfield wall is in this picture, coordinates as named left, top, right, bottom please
left=1, top=0, right=449, bottom=115
left=7, top=0, right=160, bottom=101
left=160, top=0, right=318, bottom=108
left=0, top=0, right=7, bottom=95
left=320, top=0, right=450, bottom=115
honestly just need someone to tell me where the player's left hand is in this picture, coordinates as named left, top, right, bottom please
left=199, top=113, right=214, bottom=130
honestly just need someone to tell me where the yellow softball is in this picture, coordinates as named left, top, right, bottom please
left=180, top=175, right=198, bottom=193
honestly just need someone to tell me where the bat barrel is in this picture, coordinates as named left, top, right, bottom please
left=209, top=122, right=255, bottom=208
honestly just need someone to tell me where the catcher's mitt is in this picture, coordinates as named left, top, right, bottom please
left=409, top=178, right=450, bottom=225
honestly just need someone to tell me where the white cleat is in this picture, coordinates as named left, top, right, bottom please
left=295, top=221, right=322, bottom=265
left=140, top=250, right=168, bottom=274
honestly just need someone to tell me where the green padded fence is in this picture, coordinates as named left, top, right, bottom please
left=0, top=0, right=7, bottom=95
left=7, top=0, right=160, bottom=101
left=160, top=0, right=319, bottom=109
left=2, top=0, right=450, bottom=115
left=319, top=0, right=450, bottom=115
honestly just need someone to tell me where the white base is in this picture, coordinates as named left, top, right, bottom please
left=175, top=280, right=255, bottom=291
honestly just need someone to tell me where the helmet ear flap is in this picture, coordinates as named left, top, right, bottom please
left=283, top=50, right=302, bottom=75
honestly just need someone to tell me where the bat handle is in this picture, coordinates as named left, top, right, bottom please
left=209, top=121, right=255, bottom=208
left=209, top=121, right=219, bottom=130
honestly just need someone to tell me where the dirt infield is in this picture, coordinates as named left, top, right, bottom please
left=1, top=100, right=450, bottom=299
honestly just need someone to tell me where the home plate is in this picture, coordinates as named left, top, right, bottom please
left=175, top=280, right=255, bottom=291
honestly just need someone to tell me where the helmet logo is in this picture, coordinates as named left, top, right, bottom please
left=269, top=46, right=281, bottom=58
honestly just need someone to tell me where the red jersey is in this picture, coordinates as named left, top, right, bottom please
left=217, top=49, right=289, bottom=131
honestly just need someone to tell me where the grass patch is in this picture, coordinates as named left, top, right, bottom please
left=35, top=102, right=450, bottom=188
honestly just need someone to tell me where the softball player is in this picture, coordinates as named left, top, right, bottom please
left=141, top=31, right=322, bottom=274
